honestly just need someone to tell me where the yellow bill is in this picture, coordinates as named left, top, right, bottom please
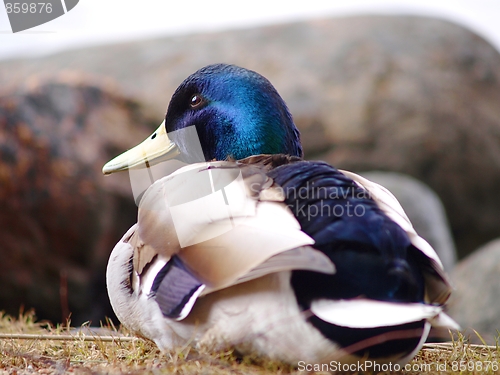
left=102, top=120, right=180, bottom=175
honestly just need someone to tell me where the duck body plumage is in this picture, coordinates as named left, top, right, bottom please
left=103, top=64, right=457, bottom=365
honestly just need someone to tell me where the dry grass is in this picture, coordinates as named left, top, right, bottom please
left=0, top=311, right=499, bottom=374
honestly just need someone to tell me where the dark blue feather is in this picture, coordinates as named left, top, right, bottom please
left=267, top=161, right=424, bottom=304
left=151, top=256, right=204, bottom=319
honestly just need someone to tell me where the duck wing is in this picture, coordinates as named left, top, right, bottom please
left=264, top=160, right=452, bottom=305
left=340, top=170, right=452, bottom=305
left=264, top=159, right=456, bottom=359
left=127, top=160, right=334, bottom=320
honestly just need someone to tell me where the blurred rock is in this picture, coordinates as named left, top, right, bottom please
left=361, top=171, right=456, bottom=272
left=0, top=16, right=498, bottom=256
left=0, top=75, right=154, bottom=324
left=1, top=15, right=500, bottom=323
left=448, top=239, right=500, bottom=344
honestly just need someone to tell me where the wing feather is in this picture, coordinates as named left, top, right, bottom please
left=310, top=299, right=457, bottom=329
left=339, top=170, right=452, bottom=304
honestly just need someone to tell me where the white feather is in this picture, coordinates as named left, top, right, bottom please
left=310, top=299, right=443, bottom=328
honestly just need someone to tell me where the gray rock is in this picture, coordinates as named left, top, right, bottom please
left=1, top=16, right=498, bottom=257
left=2, top=15, right=500, bottom=323
left=360, top=171, right=456, bottom=272
left=448, top=239, right=500, bottom=344
left=0, top=76, right=155, bottom=324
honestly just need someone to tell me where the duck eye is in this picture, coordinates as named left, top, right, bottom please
left=190, top=94, right=204, bottom=108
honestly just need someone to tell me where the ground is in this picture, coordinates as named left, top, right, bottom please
left=0, top=311, right=498, bottom=374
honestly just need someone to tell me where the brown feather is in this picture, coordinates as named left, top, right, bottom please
left=177, top=200, right=314, bottom=288
left=131, top=160, right=314, bottom=290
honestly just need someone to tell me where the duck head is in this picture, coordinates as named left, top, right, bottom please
left=103, top=64, right=302, bottom=174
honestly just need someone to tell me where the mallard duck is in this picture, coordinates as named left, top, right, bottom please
left=102, top=64, right=458, bottom=365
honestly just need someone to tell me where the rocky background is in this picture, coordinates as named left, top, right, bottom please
left=0, top=15, right=499, bottom=341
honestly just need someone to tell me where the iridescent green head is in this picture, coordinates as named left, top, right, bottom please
left=103, top=64, right=302, bottom=174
